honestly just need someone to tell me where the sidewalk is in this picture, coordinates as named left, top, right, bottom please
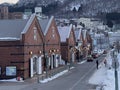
left=24, top=65, right=69, bottom=84
left=0, top=60, right=85, bottom=85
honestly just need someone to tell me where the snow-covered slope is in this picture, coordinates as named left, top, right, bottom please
left=17, top=0, right=66, bottom=6
left=17, top=0, right=120, bottom=17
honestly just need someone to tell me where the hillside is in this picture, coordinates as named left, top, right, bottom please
left=11, top=0, right=120, bottom=17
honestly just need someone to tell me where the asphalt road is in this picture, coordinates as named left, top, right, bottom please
left=20, top=54, right=106, bottom=90
left=0, top=54, right=106, bottom=90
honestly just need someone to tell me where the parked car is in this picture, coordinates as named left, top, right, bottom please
left=92, top=53, right=98, bottom=59
left=103, top=50, right=107, bottom=54
left=87, top=55, right=93, bottom=62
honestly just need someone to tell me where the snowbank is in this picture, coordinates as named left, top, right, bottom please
left=78, top=60, right=87, bottom=64
left=89, top=51, right=116, bottom=90
left=0, top=78, right=24, bottom=82
left=89, top=65, right=115, bottom=90
left=40, top=70, right=68, bottom=83
left=89, top=66, right=106, bottom=85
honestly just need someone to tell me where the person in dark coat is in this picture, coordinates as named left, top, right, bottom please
left=96, top=60, right=99, bottom=69
left=104, top=59, right=107, bottom=67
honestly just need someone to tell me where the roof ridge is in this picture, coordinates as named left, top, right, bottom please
left=21, top=14, right=36, bottom=34
left=44, top=16, right=54, bottom=35
left=67, top=24, right=72, bottom=38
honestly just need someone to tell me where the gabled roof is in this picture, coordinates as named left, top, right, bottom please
left=74, top=29, right=82, bottom=42
left=38, top=16, right=54, bottom=35
left=58, top=24, right=72, bottom=42
left=0, top=19, right=28, bottom=41
left=0, top=14, right=36, bottom=41
left=21, top=14, right=36, bottom=34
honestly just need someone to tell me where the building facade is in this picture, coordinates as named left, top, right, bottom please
left=38, top=16, right=61, bottom=71
left=0, top=14, right=44, bottom=79
left=58, top=24, right=76, bottom=64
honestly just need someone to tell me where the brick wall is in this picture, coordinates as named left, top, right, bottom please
left=22, top=18, right=44, bottom=79
left=0, top=41, right=24, bottom=79
left=44, top=18, right=61, bottom=56
left=0, top=17, right=44, bottom=79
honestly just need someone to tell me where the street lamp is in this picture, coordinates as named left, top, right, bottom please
left=69, top=46, right=73, bottom=70
left=43, top=41, right=49, bottom=78
left=113, top=49, right=119, bottom=90
left=45, top=52, right=49, bottom=78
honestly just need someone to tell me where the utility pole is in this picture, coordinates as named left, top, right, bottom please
left=113, top=48, right=119, bottom=90
left=43, top=42, right=48, bottom=78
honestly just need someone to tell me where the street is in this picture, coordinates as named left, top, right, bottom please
left=0, top=55, right=106, bottom=90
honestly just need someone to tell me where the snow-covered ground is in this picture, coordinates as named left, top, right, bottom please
left=89, top=51, right=120, bottom=90
left=0, top=78, right=24, bottom=82
left=39, top=61, right=86, bottom=84
left=40, top=69, right=68, bottom=83
left=89, top=65, right=115, bottom=90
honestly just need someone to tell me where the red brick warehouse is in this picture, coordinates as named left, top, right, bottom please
left=0, top=14, right=44, bottom=79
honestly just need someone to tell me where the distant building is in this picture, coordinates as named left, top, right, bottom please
left=108, top=32, right=120, bottom=45
left=23, top=9, right=32, bottom=19
left=9, top=12, right=23, bottom=19
left=0, top=14, right=44, bottom=79
left=0, top=6, right=23, bottom=19
left=58, top=24, right=76, bottom=63
left=0, top=6, right=9, bottom=19
left=34, top=6, right=48, bottom=20
left=92, top=32, right=109, bottom=51
left=35, top=7, right=42, bottom=19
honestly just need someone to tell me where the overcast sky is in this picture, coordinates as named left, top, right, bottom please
left=0, top=0, right=19, bottom=4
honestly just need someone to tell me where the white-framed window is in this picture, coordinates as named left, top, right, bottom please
left=6, top=66, right=16, bottom=76
left=33, top=27, right=37, bottom=40
left=52, top=26, right=55, bottom=39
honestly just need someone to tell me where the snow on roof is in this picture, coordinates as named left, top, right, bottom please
left=45, top=16, right=54, bottom=35
left=74, top=29, right=82, bottom=41
left=38, top=19, right=49, bottom=35
left=21, top=14, right=36, bottom=34
left=58, top=24, right=72, bottom=42
left=38, top=16, right=54, bottom=35
left=0, top=37, right=20, bottom=41
left=82, top=30, right=87, bottom=40
left=0, top=14, right=37, bottom=41
left=0, top=19, right=28, bottom=40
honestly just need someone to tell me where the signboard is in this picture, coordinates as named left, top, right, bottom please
left=6, top=66, right=16, bottom=76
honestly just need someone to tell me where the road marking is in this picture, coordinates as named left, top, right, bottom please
left=69, top=65, right=96, bottom=90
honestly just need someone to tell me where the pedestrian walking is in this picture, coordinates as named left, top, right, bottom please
left=104, top=59, right=107, bottom=67
left=96, top=60, right=99, bottom=69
